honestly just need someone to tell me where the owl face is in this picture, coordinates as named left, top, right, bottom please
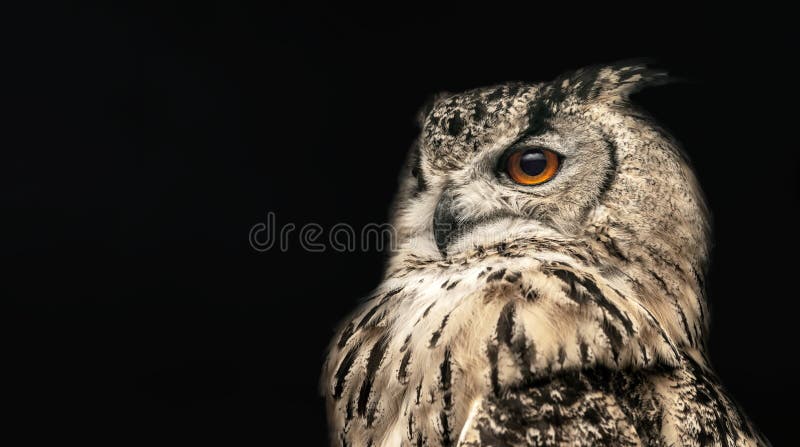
left=390, top=63, right=710, bottom=274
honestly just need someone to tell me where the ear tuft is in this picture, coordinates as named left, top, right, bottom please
left=564, top=60, right=676, bottom=104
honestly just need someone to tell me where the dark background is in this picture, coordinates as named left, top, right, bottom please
left=7, top=3, right=797, bottom=444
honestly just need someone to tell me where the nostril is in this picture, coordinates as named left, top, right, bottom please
left=433, top=192, right=459, bottom=256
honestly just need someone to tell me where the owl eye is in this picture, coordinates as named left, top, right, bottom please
left=506, top=148, right=560, bottom=185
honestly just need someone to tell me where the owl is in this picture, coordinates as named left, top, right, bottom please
left=321, top=62, right=770, bottom=446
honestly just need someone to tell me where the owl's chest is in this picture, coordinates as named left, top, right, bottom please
left=325, top=247, right=670, bottom=446
left=326, top=256, right=567, bottom=445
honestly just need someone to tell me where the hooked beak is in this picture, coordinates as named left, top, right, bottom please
left=433, top=190, right=460, bottom=256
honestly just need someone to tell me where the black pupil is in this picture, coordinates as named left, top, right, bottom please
left=519, top=150, right=547, bottom=176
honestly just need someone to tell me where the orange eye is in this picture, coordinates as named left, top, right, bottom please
left=506, top=148, right=559, bottom=185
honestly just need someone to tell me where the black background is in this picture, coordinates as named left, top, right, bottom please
left=7, top=3, right=797, bottom=444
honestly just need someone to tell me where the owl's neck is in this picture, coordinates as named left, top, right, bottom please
left=388, top=215, right=710, bottom=354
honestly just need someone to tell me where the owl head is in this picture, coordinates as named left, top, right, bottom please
left=389, top=62, right=710, bottom=285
